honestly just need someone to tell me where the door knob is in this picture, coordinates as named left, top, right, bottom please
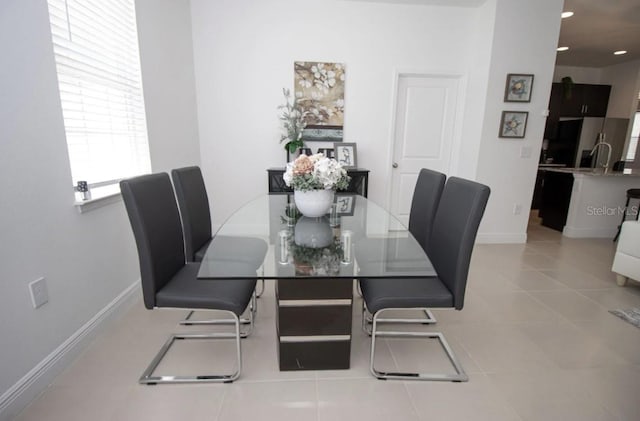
left=392, top=163, right=398, bottom=168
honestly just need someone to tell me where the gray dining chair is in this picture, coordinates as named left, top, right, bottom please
left=408, top=168, right=447, bottom=255
left=121, top=173, right=257, bottom=384
left=360, top=176, right=490, bottom=381
left=171, top=166, right=267, bottom=325
left=170, top=166, right=214, bottom=262
left=361, top=168, right=446, bottom=325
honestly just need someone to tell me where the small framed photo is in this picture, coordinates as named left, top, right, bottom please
left=334, top=194, right=356, bottom=216
left=499, top=111, right=528, bottom=138
left=504, top=73, right=534, bottom=102
left=317, top=148, right=335, bottom=159
left=334, top=142, right=357, bottom=168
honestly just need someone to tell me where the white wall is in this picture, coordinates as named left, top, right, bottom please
left=454, top=0, right=496, bottom=180
left=0, top=0, right=200, bottom=418
left=0, top=0, right=140, bottom=415
left=190, top=0, right=500, bottom=227
left=474, top=0, right=563, bottom=243
left=601, top=60, right=640, bottom=161
left=600, top=59, right=640, bottom=119
left=136, top=0, right=201, bottom=172
left=553, top=65, right=603, bottom=84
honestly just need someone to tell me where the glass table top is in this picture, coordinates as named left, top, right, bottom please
left=198, top=194, right=436, bottom=280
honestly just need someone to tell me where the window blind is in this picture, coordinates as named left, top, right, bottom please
left=47, top=0, right=151, bottom=186
left=626, top=111, right=639, bottom=161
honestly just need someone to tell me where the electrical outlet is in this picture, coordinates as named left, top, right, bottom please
left=513, top=204, right=523, bottom=215
left=29, top=277, right=49, bottom=309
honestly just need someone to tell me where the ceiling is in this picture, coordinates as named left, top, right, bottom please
left=556, top=0, right=640, bottom=68
left=349, top=0, right=640, bottom=69
left=343, top=0, right=486, bottom=6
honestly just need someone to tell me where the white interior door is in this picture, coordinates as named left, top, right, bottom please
left=389, top=74, right=460, bottom=226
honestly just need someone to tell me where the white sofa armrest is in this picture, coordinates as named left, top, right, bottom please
left=612, top=220, right=640, bottom=286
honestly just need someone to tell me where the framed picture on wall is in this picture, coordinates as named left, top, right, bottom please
left=295, top=61, right=345, bottom=142
left=504, top=73, right=534, bottom=102
left=499, top=111, right=528, bottom=138
left=334, top=142, right=357, bottom=168
left=334, top=194, right=356, bottom=216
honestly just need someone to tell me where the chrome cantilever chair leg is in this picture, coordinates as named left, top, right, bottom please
left=369, top=308, right=467, bottom=382
left=255, top=279, right=265, bottom=298
left=139, top=308, right=250, bottom=384
left=361, top=300, right=436, bottom=336
left=180, top=291, right=257, bottom=334
left=355, top=279, right=363, bottom=297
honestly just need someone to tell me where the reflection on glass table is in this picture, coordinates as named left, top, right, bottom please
left=279, top=216, right=343, bottom=277
left=198, top=195, right=436, bottom=280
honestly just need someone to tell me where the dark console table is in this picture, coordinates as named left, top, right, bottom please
left=267, top=167, right=370, bottom=197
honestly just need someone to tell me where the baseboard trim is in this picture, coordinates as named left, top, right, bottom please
left=0, top=281, right=140, bottom=421
left=476, top=232, right=527, bottom=244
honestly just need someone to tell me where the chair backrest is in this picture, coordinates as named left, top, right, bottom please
left=120, top=173, right=186, bottom=309
left=171, top=166, right=212, bottom=262
left=408, top=168, right=446, bottom=254
left=427, top=177, right=490, bottom=310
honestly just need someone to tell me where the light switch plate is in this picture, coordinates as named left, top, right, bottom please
left=520, top=146, right=532, bottom=158
left=513, top=204, right=523, bottom=215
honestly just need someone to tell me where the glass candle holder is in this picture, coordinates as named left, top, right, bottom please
left=329, top=203, right=340, bottom=227
left=285, top=203, right=298, bottom=227
left=278, top=230, right=290, bottom=264
left=341, top=230, right=352, bottom=264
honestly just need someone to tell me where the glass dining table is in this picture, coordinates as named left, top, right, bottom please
left=198, top=194, right=436, bottom=371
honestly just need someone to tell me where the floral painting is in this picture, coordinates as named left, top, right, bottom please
left=294, top=61, right=345, bottom=141
left=504, top=73, right=534, bottom=102
left=499, top=111, right=528, bottom=138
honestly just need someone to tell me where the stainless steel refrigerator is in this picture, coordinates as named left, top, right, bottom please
left=556, top=117, right=629, bottom=168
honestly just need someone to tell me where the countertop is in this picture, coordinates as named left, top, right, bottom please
left=538, top=163, right=567, bottom=168
left=543, top=167, right=640, bottom=177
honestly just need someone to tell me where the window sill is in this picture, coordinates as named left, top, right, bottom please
left=74, top=192, right=122, bottom=214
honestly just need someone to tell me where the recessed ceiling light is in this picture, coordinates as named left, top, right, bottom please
left=561, top=11, right=574, bottom=18
left=614, top=50, right=627, bottom=55
left=557, top=46, right=569, bottom=52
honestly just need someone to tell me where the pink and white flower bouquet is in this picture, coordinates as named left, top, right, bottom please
left=283, top=154, right=350, bottom=192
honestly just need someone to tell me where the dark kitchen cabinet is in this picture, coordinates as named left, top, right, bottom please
left=531, top=169, right=545, bottom=210
left=551, top=83, right=583, bottom=117
left=542, top=83, right=611, bottom=164
left=581, top=84, right=611, bottom=117
left=550, top=83, right=611, bottom=118
left=539, top=171, right=574, bottom=231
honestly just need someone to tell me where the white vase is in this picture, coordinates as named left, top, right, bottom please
left=294, top=189, right=335, bottom=218
left=294, top=217, right=333, bottom=248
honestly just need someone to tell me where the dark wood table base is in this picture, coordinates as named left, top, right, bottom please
left=276, top=278, right=353, bottom=371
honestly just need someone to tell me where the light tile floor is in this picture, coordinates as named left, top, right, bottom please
left=14, top=215, right=640, bottom=421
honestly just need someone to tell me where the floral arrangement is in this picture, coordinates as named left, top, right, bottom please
left=283, top=153, right=350, bottom=192
left=290, top=237, right=343, bottom=276
left=278, top=88, right=308, bottom=153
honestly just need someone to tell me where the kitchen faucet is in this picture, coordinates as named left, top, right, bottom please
left=589, top=133, right=612, bottom=173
